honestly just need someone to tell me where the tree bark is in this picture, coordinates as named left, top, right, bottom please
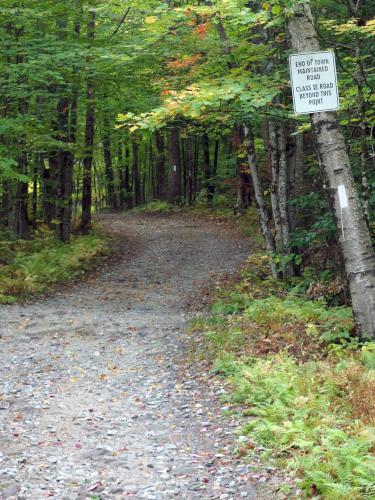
left=276, top=123, right=294, bottom=278
left=120, top=144, right=131, bottom=208
left=14, top=28, right=30, bottom=239
left=203, top=134, right=214, bottom=207
left=288, top=3, right=375, bottom=338
left=80, top=9, right=96, bottom=234
left=354, top=33, right=370, bottom=222
left=103, top=113, right=117, bottom=210
left=267, top=120, right=282, bottom=249
left=59, top=0, right=82, bottom=242
left=244, top=125, right=277, bottom=278
left=155, top=130, right=166, bottom=200
left=132, top=139, right=142, bottom=206
left=184, top=136, right=194, bottom=206
left=167, top=127, right=182, bottom=204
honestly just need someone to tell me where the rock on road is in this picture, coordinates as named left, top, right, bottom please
left=0, top=213, right=276, bottom=499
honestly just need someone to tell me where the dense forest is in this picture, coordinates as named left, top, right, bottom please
left=1, top=0, right=374, bottom=334
left=1, top=1, right=375, bottom=498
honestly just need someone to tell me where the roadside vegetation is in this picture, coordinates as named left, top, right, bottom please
left=191, top=210, right=375, bottom=499
left=0, top=228, right=109, bottom=304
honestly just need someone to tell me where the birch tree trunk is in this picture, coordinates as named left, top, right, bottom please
left=288, top=3, right=375, bottom=338
left=244, top=125, right=277, bottom=279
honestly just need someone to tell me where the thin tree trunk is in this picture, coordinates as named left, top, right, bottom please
left=213, top=139, right=219, bottom=179
left=184, top=136, right=194, bottom=206
left=103, top=113, right=117, bottom=210
left=14, top=150, right=29, bottom=239
left=193, top=136, right=199, bottom=200
left=14, top=28, right=30, bottom=239
left=32, top=155, right=41, bottom=223
left=267, top=120, right=282, bottom=249
left=276, top=122, right=294, bottom=278
left=118, top=143, right=128, bottom=208
left=55, top=95, right=73, bottom=241
left=167, top=127, right=182, bottom=204
left=80, top=9, right=96, bottom=234
left=244, top=125, right=277, bottom=278
left=0, top=43, right=13, bottom=231
left=155, top=130, right=166, bottom=200
left=74, top=162, right=81, bottom=220
left=203, top=134, right=214, bottom=207
left=60, top=1, right=82, bottom=241
left=354, top=33, right=370, bottom=222
left=288, top=2, right=375, bottom=338
left=132, top=139, right=141, bottom=206
left=149, top=139, right=155, bottom=200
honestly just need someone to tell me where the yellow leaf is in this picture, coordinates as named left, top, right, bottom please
left=129, top=125, right=138, bottom=133
left=145, top=16, right=157, bottom=24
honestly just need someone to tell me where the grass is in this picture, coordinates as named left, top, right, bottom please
left=0, top=227, right=110, bottom=303
left=132, top=200, right=174, bottom=213
left=189, top=210, right=375, bottom=499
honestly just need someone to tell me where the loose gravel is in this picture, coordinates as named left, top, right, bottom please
left=0, top=212, right=288, bottom=499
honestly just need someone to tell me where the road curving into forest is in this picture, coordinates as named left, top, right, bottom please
left=0, top=212, right=284, bottom=499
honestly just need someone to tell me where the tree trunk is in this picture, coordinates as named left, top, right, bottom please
left=213, top=139, right=219, bottom=179
left=203, top=134, right=214, bottom=207
left=55, top=96, right=74, bottom=242
left=14, top=29, right=30, bottom=240
left=119, top=144, right=130, bottom=208
left=288, top=2, right=375, bottom=338
left=354, top=33, right=370, bottom=222
left=103, top=113, right=117, bottom=210
left=1, top=181, right=13, bottom=231
left=32, top=155, right=41, bottom=223
left=80, top=9, right=96, bottom=234
left=14, top=149, right=29, bottom=239
left=184, top=136, right=194, bottom=206
left=132, top=139, right=141, bottom=206
left=193, top=136, right=199, bottom=200
left=155, top=130, right=166, bottom=200
left=276, top=122, right=294, bottom=278
left=59, top=1, right=82, bottom=242
left=244, top=125, right=277, bottom=278
left=0, top=47, right=13, bottom=231
left=167, top=127, right=182, bottom=204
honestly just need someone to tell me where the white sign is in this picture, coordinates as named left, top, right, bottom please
left=289, top=51, right=339, bottom=114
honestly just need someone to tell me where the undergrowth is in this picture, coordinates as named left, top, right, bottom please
left=191, top=210, right=375, bottom=499
left=132, top=200, right=173, bottom=213
left=0, top=228, right=109, bottom=303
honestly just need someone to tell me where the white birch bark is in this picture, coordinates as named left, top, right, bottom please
left=288, top=3, right=375, bottom=338
left=244, top=125, right=277, bottom=278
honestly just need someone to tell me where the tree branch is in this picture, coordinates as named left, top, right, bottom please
left=110, top=7, right=131, bottom=39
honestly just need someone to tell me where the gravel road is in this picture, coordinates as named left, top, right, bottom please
left=0, top=212, right=282, bottom=499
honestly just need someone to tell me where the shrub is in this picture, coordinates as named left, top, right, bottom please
left=0, top=232, right=109, bottom=302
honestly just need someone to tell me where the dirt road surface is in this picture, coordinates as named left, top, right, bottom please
left=0, top=213, right=282, bottom=499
